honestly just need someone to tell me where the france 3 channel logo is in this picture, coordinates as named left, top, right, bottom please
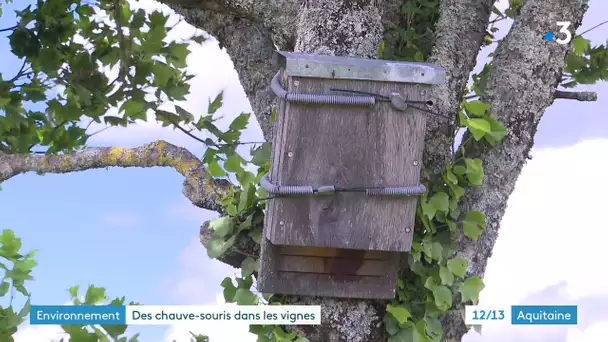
left=544, top=21, right=573, bottom=45
left=465, top=305, right=578, bottom=326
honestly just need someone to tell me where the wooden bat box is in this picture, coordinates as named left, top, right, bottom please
left=258, top=51, right=445, bottom=299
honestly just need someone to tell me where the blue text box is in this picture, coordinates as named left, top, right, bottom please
left=511, top=305, right=577, bottom=325
left=30, top=305, right=126, bottom=325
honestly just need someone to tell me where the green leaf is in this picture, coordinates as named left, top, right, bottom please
left=422, top=192, right=450, bottom=220
left=424, top=316, right=442, bottom=339
left=175, top=105, right=194, bottom=122
left=464, top=100, right=490, bottom=116
left=439, top=266, right=454, bottom=286
left=447, top=257, right=467, bottom=278
left=0, top=229, right=21, bottom=257
left=388, top=325, right=414, bottom=342
left=272, top=326, right=297, bottom=341
left=152, top=62, right=174, bottom=87
left=167, top=42, right=189, bottom=68
left=229, top=113, right=250, bottom=130
left=467, top=118, right=491, bottom=132
left=220, top=277, right=237, bottom=302
left=422, top=241, right=442, bottom=261
left=207, top=160, right=227, bottom=177
left=413, top=321, right=431, bottom=342
left=120, top=99, right=145, bottom=120
left=234, top=288, right=258, bottom=305
left=269, top=107, right=277, bottom=123
left=459, top=276, right=485, bottom=304
left=240, top=257, right=259, bottom=278
left=238, top=183, right=256, bottom=213
left=467, top=118, right=491, bottom=140
left=69, top=285, right=80, bottom=299
left=429, top=192, right=449, bottom=212
left=295, top=338, right=310, bottom=342
left=251, top=143, right=271, bottom=166
left=0, top=97, right=11, bottom=108
left=209, top=217, right=234, bottom=238
left=208, top=92, right=223, bottom=114
left=205, top=235, right=236, bottom=259
left=464, top=158, right=484, bottom=185
left=462, top=210, right=487, bottom=241
left=484, top=115, right=507, bottom=145
left=84, top=285, right=106, bottom=305
left=572, top=36, right=591, bottom=54
left=18, top=299, right=31, bottom=318
left=445, top=167, right=458, bottom=185
left=386, top=304, right=412, bottom=324
left=383, top=313, right=401, bottom=335
left=248, top=228, right=262, bottom=244
left=452, top=165, right=466, bottom=175
left=224, top=155, right=243, bottom=173
left=432, top=285, right=452, bottom=311
left=378, top=40, right=385, bottom=58
left=0, top=281, right=10, bottom=296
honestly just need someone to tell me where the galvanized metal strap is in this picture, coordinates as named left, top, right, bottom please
left=270, top=72, right=452, bottom=117
left=261, top=174, right=426, bottom=197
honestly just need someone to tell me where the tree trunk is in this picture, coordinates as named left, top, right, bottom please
left=0, top=0, right=592, bottom=340
left=162, top=0, right=589, bottom=340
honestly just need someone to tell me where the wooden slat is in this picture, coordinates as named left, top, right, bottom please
left=258, top=238, right=400, bottom=299
left=265, top=77, right=428, bottom=252
left=277, top=245, right=389, bottom=260
left=276, top=255, right=389, bottom=276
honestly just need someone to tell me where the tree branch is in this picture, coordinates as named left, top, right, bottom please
left=164, top=0, right=297, bottom=51
left=168, top=7, right=285, bottom=141
left=200, top=220, right=260, bottom=268
left=444, top=0, right=591, bottom=340
left=0, top=141, right=230, bottom=213
left=554, top=89, right=597, bottom=101
left=424, top=0, right=495, bottom=178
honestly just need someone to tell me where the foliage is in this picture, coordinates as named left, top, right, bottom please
left=0, top=229, right=35, bottom=341
left=0, top=0, right=204, bottom=154
left=1, top=0, right=607, bottom=341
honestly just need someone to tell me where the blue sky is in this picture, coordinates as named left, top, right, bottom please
left=1, top=0, right=608, bottom=341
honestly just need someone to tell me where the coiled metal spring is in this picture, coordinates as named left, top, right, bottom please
left=261, top=174, right=314, bottom=195
left=365, top=185, right=426, bottom=196
left=261, top=175, right=425, bottom=197
left=271, top=71, right=376, bottom=107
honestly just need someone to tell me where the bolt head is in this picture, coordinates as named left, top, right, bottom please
left=293, top=80, right=300, bottom=87
left=405, top=228, right=411, bottom=233
left=288, top=152, right=293, bottom=157
left=413, top=160, right=419, bottom=166
left=279, top=221, right=285, bottom=225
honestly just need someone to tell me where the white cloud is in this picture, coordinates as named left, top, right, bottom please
left=162, top=240, right=257, bottom=341
left=102, top=212, right=141, bottom=228
left=166, top=198, right=219, bottom=222
left=163, top=293, right=254, bottom=342
left=462, top=138, right=608, bottom=341
left=567, top=322, right=608, bottom=342
left=159, top=238, right=239, bottom=306
left=13, top=324, right=68, bottom=342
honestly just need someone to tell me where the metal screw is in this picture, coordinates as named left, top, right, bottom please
left=293, top=80, right=300, bottom=87
left=288, top=152, right=293, bottom=157
left=413, top=160, right=419, bottom=166
left=405, top=228, right=411, bottom=233
left=279, top=221, right=285, bottom=226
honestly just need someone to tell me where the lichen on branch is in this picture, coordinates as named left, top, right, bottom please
left=0, top=141, right=230, bottom=212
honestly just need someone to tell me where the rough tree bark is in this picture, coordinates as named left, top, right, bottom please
left=167, top=0, right=590, bottom=341
left=0, top=0, right=591, bottom=341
